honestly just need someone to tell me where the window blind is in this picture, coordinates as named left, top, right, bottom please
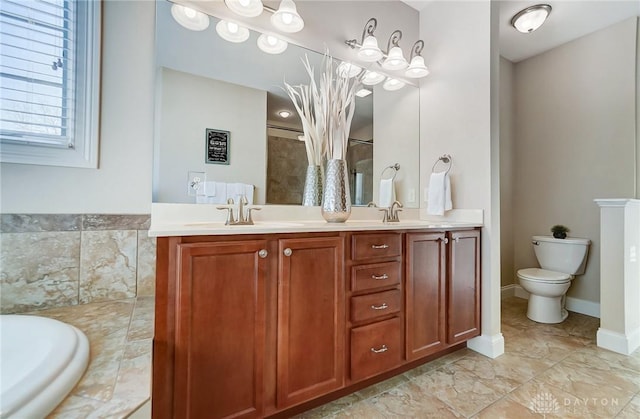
left=0, top=0, right=76, bottom=148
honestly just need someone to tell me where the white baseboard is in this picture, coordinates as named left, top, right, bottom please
left=597, top=327, right=640, bottom=355
left=500, top=285, right=600, bottom=318
left=501, top=284, right=529, bottom=299
left=467, top=333, right=505, bottom=359
left=565, top=296, right=600, bottom=318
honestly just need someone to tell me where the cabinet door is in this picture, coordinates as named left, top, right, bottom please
left=174, top=240, right=268, bottom=419
left=277, top=236, right=345, bottom=408
left=447, top=230, right=481, bottom=344
left=405, top=232, right=447, bottom=360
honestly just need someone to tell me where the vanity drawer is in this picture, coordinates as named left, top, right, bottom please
left=350, top=317, right=402, bottom=382
left=351, top=261, right=401, bottom=292
left=351, top=289, right=401, bottom=323
left=352, top=233, right=402, bottom=261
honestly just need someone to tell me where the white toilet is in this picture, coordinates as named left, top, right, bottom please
left=517, top=235, right=590, bottom=324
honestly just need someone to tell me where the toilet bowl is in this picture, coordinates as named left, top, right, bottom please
left=516, top=236, right=590, bottom=324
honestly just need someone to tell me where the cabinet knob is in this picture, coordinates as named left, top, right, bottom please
left=283, top=248, right=292, bottom=257
left=258, top=249, right=268, bottom=259
left=371, top=303, right=388, bottom=310
left=371, top=274, right=389, bottom=280
left=443, top=237, right=449, bottom=244
left=370, top=344, right=388, bottom=354
left=371, top=244, right=389, bottom=249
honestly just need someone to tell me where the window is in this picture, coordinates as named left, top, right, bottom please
left=0, top=0, right=100, bottom=168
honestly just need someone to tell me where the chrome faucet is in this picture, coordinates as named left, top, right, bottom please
left=216, top=195, right=260, bottom=225
left=388, top=200, right=403, bottom=222
left=369, top=200, right=403, bottom=223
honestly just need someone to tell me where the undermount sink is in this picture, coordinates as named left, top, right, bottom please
left=183, top=221, right=305, bottom=229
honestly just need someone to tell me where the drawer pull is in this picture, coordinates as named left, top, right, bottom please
left=258, top=249, right=268, bottom=259
left=371, top=303, right=388, bottom=310
left=370, top=345, right=388, bottom=354
left=371, top=244, right=389, bottom=249
left=371, top=273, right=389, bottom=280
left=283, top=248, right=292, bottom=257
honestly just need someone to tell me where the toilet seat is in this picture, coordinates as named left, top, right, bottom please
left=517, top=268, right=571, bottom=283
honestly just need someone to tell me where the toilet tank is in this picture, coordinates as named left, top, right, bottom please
left=532, top=235, right=591, bottom=275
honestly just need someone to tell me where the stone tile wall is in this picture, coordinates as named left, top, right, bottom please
left=0, top=214, right=156, bottom=314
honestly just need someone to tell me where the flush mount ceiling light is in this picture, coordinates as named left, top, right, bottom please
left=361, top=70, right=385, bottom=86
left=381, top=30, right=408, bottom=70
left=382, top=77, right=405, bottom=91
left=171, top=4, right=210, bottom=31
left=405, top=40, right=429, bottom=78
left=337, top=62, right=362, bottom=78
left=224, top=0, right=264, bottom=18
left=257, top=34, right=288, bottom=54
left=271, top=0, right=304, bottom=33
left=215, top=20, right=250, bottom=43
left=278, top=110, right=292, bottom=118
left=511, top=4, right=552, bottom=33
left=355, top=88, right=372, bottom=98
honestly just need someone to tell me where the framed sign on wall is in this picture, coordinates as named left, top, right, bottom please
left=205, top=128, right=230, bottom=165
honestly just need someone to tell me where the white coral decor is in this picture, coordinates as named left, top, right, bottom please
left=284, top=54, right=361, bottom=163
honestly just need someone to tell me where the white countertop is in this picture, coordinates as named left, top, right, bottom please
left=149, top=204, right=483, bottom=237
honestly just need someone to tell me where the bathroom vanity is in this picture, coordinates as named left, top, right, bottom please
left=150, top=213, right=480, bottom=418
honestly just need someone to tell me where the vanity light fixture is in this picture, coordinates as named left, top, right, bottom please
left=355, top=88, right=372, bottom=98
left=337, top=62, right=363, bottom=78
left=381, top=30, right=408, bottom=71
left=215, top=20, right=250, bottom=43
left=257, top=33, right=288, bottom=54
left=170, top=3, right=210, bottom=31
left=382, top=77, right=405, bottom=91
left=405, top=40, right=429, bottom=78
left=511, top=4, right=552, bottom=33
left=278, top=110, right=292, bottom=118
left=224, top=0, right=264, bottom=18
left=346, top=17, right=429, bottom=84
left=346, top=18, right=384, bottom=62
left=271, top=0, right=304, bottom=33
left=361, top=70, right=385, bottom=86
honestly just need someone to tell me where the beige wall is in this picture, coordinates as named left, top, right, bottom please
left=155, top=68, right=267, bottom=204
left=373, top=85, right=420, bottom=207
left=420, top=1, right=503, bottom=356
left=0, top=0, right=155, bottom=214
left=513, top=18, right=638, bottom=304
left=500, top=57, right=515, bottom=286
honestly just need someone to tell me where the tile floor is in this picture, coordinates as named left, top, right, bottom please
left=31, top=296, right=640, bottom=418
left=26, top=297, right=154, bottom=418
left=296, top=297, right=640, bottom=418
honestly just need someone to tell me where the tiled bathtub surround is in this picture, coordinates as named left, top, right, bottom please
left=0, top=214, right=155, bottom=314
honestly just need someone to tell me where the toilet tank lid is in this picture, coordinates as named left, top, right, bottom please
left=533, top=235, right=591, bottom=245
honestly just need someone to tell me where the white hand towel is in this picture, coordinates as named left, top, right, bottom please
left=202, top=181, right=217, bottom=197
left=427, top=172, right=448, bottom=215
left=444, top=173, right=453, bottom=211
left=379, top=178, right=395, bottom=208
left=244, top=184, right=254, bottom=205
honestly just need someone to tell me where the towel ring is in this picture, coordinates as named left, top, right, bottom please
left=381, top=163, right=400, bottom=181
left=431, top=154, right=452, bottom=174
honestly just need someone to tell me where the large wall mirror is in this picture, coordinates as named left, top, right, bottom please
left=153, top=0, right=421, bottom=208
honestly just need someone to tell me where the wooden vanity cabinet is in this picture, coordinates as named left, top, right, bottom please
left=447, top=229, right=481, bottom=344
left=168, top=239, right=268, bottom=419
left=153, top=228, right=480, bottom=419
left=405, top=232, right=447, bottom=360
left=347, top=232, right=404, bottom=383
left=276, top=236, right=345, bottom=408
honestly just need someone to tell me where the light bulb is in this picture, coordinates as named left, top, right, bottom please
left=227, top=22, right=238, bottom=33
left=267, top=36, right=277, bottom=45
left=184, top=8, right=196, bottom=18
left=282, top=12, right=293, bottom=25
left=239, top=0, right=250, bottom=6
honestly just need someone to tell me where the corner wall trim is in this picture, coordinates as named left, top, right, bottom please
left=467, top=333, right=504, bottom=359
left=597, top=327, right=640, bottom=355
